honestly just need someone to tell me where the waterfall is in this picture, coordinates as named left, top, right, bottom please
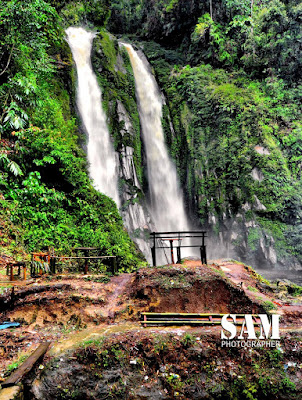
left=122, top=44, right=191, bottom=233
left=66, top=27, right=193, bottom=263
left=66, top=27, right=119, bottom=205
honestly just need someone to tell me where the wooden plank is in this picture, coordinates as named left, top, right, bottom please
left=140, top=312, right=263, bottom=327
left=2, top=342, right=50, bottom=388
left=51, top=256, right=116, bottom=259
left=141, top=320, right=222, bottom=325
left=141, top=320, right=261, bottom=326
left=141, top=312, right=258, bottom=317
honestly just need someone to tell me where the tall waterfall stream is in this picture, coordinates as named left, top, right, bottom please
left=123, top=44, right=193, bottom=261
left=66, top=27, right=120, bottom=205
left=123, top=44, right=191, bottom=234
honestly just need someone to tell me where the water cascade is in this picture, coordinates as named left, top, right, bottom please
left=66, top=27, right=192, bottom=263
left=66, top=27, right=119, bottom=205
left=123, top=44, right=191, bottom=233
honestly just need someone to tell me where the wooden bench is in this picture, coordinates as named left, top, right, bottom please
left=30, top=247, right=118, bottom=276
left=141, top=312, right=261, bottom=327
left=49, top=255, right=117, bottom=275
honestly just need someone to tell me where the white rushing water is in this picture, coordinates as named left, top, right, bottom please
left=66, top=27, right=119, bottom=205
left=122, top=44, right=191, bottom=233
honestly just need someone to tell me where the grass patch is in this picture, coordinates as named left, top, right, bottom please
left=5, top=353, right=29, bottom=376
left=287, top=283, right=302, bottom=297
left=247, top=285, right=259, bottom=292
left=262, top=300, right=278, bottom=313
left=0, top=285, right=12, bottom=295
left=83, top=275, right=111, bottom=284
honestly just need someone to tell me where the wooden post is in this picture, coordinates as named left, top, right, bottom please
left=84, top=250, right=88, bottom=274
left=169, top=239, right=174, bottom=264
left=10, top=264, right=14, bottom=282
left=50, top=256, right=56, bottom=274
left=113, top=257, right=117, bottom=275
left=23, top=264, right=26, bottom=281
left=176, top=246, right=181, bottom=264
left=151, top=233, right=156, bottom=266
left=200, top=232, right=207, bottom=264
left=31, top=253, right=34, bottom=277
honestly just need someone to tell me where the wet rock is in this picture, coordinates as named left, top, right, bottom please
left=251, top=168, right=264, bottom=182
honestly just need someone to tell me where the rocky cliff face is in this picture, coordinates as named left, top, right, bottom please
left=116, top=100, right=153, bottom=262
left=89, top=31, right=301, bottom=270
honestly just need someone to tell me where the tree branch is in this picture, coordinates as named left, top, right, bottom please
left=0, top=44, right=15, bottom=76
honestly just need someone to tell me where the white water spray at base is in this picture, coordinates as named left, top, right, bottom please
left=66, top=27, right=119, bottom=205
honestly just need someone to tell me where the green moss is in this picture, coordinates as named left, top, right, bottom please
left=92, top=33, right=144, bottom=186
left=287, top=283, right=302, bottom=297
left=247, top=228, right=261, bottom=252
left=99, top=30, right=117, bottom=71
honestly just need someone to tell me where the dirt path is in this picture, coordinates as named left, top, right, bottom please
left=49, top=273, right=135, bottom=354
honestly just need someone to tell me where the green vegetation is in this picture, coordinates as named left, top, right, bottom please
left=287, top=282, right=302, bottom=297
left=5, top=353, right=28, bottom=375
left=263, top=300, right=278, bottom=311
left=0, top=0, right=301, bottom=269
left=0, top=0, right=143, bottom=268
left=92, top=31, right=144, bottom=186
left=0, top=285, right=12, bottom=294
left=83, top=275, right=111, bottom=283
left=247, top=285, right=258, bottom=292
left=140, top=50, right=302, bottom=264
left=259, top=299, right=278, bottom=312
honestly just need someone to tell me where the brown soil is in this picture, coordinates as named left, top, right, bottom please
left=0, top=259, right=301, bottom=385
left=0, top=274, right=134, bottom=375
left=127, top=262, right=262, bottom=314
left=215, top=259, right=302, bottom=326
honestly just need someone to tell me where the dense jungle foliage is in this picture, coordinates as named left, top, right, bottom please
left=0, top=0, right=143, bottom=268
left=0, top=0, right=301, bottom=267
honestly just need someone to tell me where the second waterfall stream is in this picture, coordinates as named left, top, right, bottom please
left=122, top=43, right=191, bottom=234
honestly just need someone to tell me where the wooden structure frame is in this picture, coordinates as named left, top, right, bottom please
left=30, top=247, right=117, bottom=276
left=150, top=231, right=207, bottom=266
left=6, top=262, right=26, bottom=281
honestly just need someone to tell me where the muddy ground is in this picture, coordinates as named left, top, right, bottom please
left=0, top=260, right=301, bottom=399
